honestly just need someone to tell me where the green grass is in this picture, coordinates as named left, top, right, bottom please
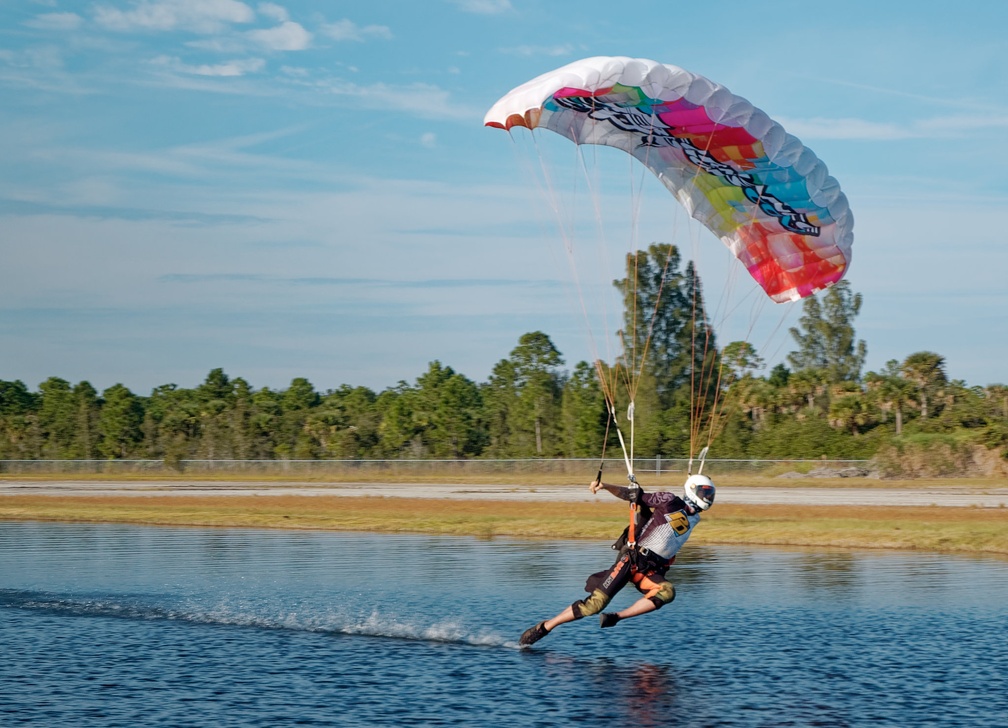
left=2, top=494, right=1006, bottom=556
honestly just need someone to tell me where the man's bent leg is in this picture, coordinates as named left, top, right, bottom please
left=519, top=555, right=633, bottom=644
left=600, top=576, right=675, bottom=627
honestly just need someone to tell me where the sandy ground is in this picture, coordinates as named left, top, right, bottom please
left=2, top=479, right=1007, bottom=508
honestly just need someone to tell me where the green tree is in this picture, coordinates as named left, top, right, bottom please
left=415, top=362, right=486, bottom=458
left=70, top=381, right=101, bottom=458
left=195, top=368, right=236, bottom=459
left=828, top=382, right=870, bottom=436
left=508, top=331, right=565, bottom=456
left=38, top=377, right=76, bottom=458
left=99, top=384, right=144, bottom=458
left=731, top=375, right=776, bottom=428
left=614, top=244, right=713, bottom=402
left=0, top=380, right=36, bottom=415
left=612, top=244, right=717, bottom=458
left=901, top=351, right=947, bottom=420
left=560, top=361, right=608, bottom=457
left=0, top=380, right=38, bottom=459
left=309, top=385, right=380, bottom=458
left=722, top=341, right=765, bottom=382
left=865, top=361, right=915, bottom=435
left=985, top=384, right=1008, bottom=420
left=376, top=382, right=421, bottom=457
left=782, top=368, right=828, bottom=417
left=787, top=280, right=866, bottom=383
left=276, top=377, right=320, bottom=459
left=481, top=359, right=518, bottom=457
left=228, top=377, right=255, bottom=459
left=249, top=387, right=283, bottom=459
left=767, top=363, right=790, bottom=388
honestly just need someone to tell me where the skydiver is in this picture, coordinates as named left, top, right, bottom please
left=518, top=473, right=715, bottom=647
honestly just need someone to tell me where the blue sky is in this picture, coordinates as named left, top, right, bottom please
left=2, top=0, right=1006, bottom=396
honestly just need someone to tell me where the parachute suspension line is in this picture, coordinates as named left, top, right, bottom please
left=595, top=404, right=614, bottom=485
left=528, top=127, right=621, bottom=428
left=519, top=129, right=623, bottom=417
left=574, top=138, right=625, bottom=411
left=680, top=121, right=757, bottom=464
left=688, top=260, right=714, bottom=460
left=528, top=129, right=637, bottom=478
left=570, top=107, right=637, bottom=484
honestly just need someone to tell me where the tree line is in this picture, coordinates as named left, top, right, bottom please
left=2, top=245, right=1005, bottom=473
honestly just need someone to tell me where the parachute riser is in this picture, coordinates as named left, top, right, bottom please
left=688, top=445, right=709, bottom=476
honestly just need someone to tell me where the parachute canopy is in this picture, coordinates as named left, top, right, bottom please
left=484, top=56, right=853, bottom=303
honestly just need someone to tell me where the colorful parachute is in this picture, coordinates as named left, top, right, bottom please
left=484, top=56, right=853, bottom=303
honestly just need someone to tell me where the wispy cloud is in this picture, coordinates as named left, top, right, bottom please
left=305, top=77, right=475, bottom=120
left=93, top=0, right=255, bottom=34
left=447, top=0, right=513, bottom=14
left=257, top=3, right=288, bottom=23
left=500, top=44, right=574, bottom=58
left=780, top=113, right=1008, bottom=140
left=777, top=117, right=909, bottom=140
left=25, top=12, right=84, bottom=31
left=159, top=273, right=551, bottom=288
left=247, top=20, right=311, bottom=51
left=319, top=19, right=392, bottom=42
left=150, top=54, right=265, bottom=77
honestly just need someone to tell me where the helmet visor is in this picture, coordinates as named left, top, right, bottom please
left=693, top=484, right=715, bottom=506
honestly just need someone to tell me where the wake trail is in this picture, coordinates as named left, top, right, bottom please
left=0, top=588, right=522, bottom=650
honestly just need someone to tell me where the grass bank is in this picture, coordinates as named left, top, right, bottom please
left=1, top=494, right=1005, bottom=556
left=4, top=472, right=1007, bottom=489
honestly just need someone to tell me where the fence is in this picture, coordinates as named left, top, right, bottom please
left=0, top=457, right=871, bottom=479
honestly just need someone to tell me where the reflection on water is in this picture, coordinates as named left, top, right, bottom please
left=1, top=522, right=1007, bottom=727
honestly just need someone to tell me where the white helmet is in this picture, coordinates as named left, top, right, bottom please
left=684, top=474, right=716, bottom=511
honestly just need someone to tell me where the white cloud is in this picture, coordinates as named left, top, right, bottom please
left=26, top=12, right=83, bottom=31
left=319, top=19, right=392, bottom=42
left=421, top=132, right=437, bottom=148
left=150, top=54, right=265, bottom=77
left=501, top=44, right=574, bottom=58
left=779, top=117, right=910, bottom=141
left=93, top=0, right=255, bottom=34
left=780, top=113, right=1008, bottom=141
left=916, top=114, right=1008, bottom=133
left=447, top=0, right=513, bottom=13
left=3, top=44, right=65, bottom=71
left=311, top=78, right=471, bottom=120
left=257, top=2, right=288, bottom=23
left=248, top=20, right=311, bottom=51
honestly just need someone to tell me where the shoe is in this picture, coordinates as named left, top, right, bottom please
left=519, top=621, right=549, bottom=646
left=599, top=612, right=621, bottom=628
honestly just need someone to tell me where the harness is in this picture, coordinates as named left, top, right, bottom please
left=607, top=501, right=675, bottom=573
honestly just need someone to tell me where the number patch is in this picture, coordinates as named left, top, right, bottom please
left=666, top=510, right=690, bottom=535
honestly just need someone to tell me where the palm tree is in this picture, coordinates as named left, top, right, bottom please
left=866, top=362, right=915, bottom=435
left=901, top=352, right=947, bottom=420
left=985, top=384, right=1008, bottom=420
left=828, top=381, right=869, bottom=435
left=787, top=368, right=828, bottom=417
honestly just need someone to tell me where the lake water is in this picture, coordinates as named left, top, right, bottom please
left=2, top=522, right=1007, bottom=727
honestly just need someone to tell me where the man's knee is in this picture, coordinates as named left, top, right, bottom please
left=571, top=589, right=610, bottom=619
left=648, top=582, right=676, bottom=610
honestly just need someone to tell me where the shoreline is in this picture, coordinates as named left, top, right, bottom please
left=2, top=478, right=1007, bottom=556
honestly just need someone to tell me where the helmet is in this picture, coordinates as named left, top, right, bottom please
left=684, top=474, right=715, bottom=511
